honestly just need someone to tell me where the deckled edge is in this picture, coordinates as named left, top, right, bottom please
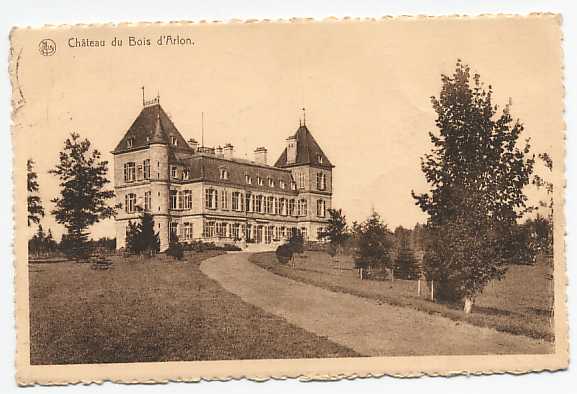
left=9, top=13, right=568, bottom=386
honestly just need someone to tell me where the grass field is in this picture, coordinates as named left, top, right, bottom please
left=29, top=251, right=358, bottom=365
left=250, top=251, right=555, bottom=343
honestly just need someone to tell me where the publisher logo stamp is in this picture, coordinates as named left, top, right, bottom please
left=39, top=39, right=56, bottom=56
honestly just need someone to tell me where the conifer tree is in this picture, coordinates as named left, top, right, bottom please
left=49, top=133, right=118, bottom=259
left=27, top=159, right=44, bottom=226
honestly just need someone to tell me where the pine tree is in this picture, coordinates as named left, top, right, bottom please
left=27, top=159, right=44, bottom=226
left=395, top=235, right=419, bottom=280
left=353, top=212, right=394, bottom=280
left=49, top=133, right=118, bottom=259
left=412, top=60, right=534, bottom=312
left=321, top=208, right=349, bottom=256
left=125, top=212, right=160, bottom=255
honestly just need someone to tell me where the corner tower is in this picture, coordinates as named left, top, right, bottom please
left=275, top=119, right=334, bottom=241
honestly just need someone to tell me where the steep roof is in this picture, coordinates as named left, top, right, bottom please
left=180, top=154, right=297, bottom=194
left=112, top=103, right=193, bottom=154
left=274, top=124, right=333, bottom=168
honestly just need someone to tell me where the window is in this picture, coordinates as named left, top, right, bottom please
left=300, top=227, right=308, bottom=240
left=317, top=154, right=323, bottom=164
left=279, top=198, right=287, bottom=216
left=144, top=191, right=151, bottom=211
left=231, top=223, right=240, bottom=240
left=216, top=222, right=227, bottom=237
left=183, top=223, right=193, bottom=240
left=317, top=199, right=326, bottom=217
left=265, top=226, right=274, bottom=244
left=184, top=190, right=193, bottom=209
left=203, top=221, right=216, bottom=238
left=205, top=189, right=218, bottom=209
left=288, top=199, right=295, bottom=216
left=171, top=136, right=178, bottom=146
left=221, top=190, right=229, bottom=210
left=317, top=227, right=325, bottom=240
left=257, top=176, right=263, bottom=186
left=124, top=162, right=136, bottom=183
left=298, top=172, right=306, bottom=189
left=178, top=191, right=184, bottom=210
left=291, top=181, right=297, bottom=191
left=298, top=199, right=308, bottom=216
left=127, top=137, right=134, bottom=149
left=316, top=172, right=326, bottom=191
left=279, top=180, right=286, bottom=189
left=268, top=177, right=274, bottom=187
left=266, top=196, right=274, bottom=214
left=170, top=222, right=178, bottom=242
left=182, top=169, right=190, bottom=180
left=137, top=164, right=143, bottom=180
left=125, top=193, right=137, bottom=213
left=245, top=174, right=252, bottom=185
left=171, top=166, right=177, bottom=178
left=232, top=191, right=243, bottom=211
left=273, top=197, right=279, bottom=215
left=255, top=195, right=263, bottom=213
left=245, top=193, right=252, bottom=212
left=219, top=168, right=229, bottom=180
left=143, top=159, right=150, bottom=179
left=170, top=190, right=177, bottom=209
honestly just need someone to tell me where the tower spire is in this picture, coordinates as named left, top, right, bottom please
left=301, top=107, right=306, bottom=126
left=141, top=86, right=145, bottom=106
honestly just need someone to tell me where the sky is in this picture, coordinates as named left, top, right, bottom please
left=13, top=16, right=562, bottom=241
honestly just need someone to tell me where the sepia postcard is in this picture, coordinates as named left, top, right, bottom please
left=11, top=15, right=567, bottom=384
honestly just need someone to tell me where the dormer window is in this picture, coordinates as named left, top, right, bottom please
left=245, top=174, right=252, bottom=185
left=279, top=180, right=286, bottom=189
left=171, top=136, right=178, bottom=146
left=257, top=176, right=264, bottom=186
left=219, top=168, right=229, bottom=180
left=317, top=154, right=323, bottom=164
left=171, top=165, right=177, bottom=178
left=127, top=137, right=134, bottom=149
left=146, top=136, right=150, bottom=143
left=182, top=169, right=190, bottom=180
left=268, top=177, right=275, bottom=187
left=291, top=181, right=297, bottom=191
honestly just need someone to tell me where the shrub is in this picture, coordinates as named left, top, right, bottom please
left=275, top=244, right=293, bottom=264
left=222, top=244, right=242, bottom=251
left=166, top=242, right=184, bottom=260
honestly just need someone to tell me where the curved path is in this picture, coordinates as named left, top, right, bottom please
left=200, top=253, right=552, bottom=356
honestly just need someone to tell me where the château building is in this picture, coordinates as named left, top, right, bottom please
left=112, top=97, right=334, bottom=251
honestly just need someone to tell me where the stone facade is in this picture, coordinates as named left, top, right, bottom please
left=112, top=101, right=334, bottom=251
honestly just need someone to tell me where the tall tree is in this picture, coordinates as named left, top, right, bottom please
left=353, top=212, right=394, bottom=280
left=49, top=133, right=118, bottom=258
left=321, top=208, right=349, bottom=256
left=27, top=159, right=44, bottom=226
left=412, top=60, right=534, bottom=313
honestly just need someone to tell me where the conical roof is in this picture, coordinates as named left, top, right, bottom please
left=113, top=103, right=193, bottom=154
left=274, top=124, right=333, bottom=168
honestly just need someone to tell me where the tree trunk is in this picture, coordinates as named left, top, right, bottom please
left=463, top=297, right=474, bottom=314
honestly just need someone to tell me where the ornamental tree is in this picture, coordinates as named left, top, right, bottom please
left=412, top=60, right=534, bottom=313
left=49, top=133, right=118, bottom=259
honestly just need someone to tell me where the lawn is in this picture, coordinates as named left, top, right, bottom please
left=29, top=251, right=358, bottom=365
left=250, top=251, right=555, bottom=343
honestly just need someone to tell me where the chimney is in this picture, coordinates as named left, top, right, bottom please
left=286, top=136, right=297, bottom=164
left=223, top=143, right=234, bottom=160
left=254, top=147, right=268, bottom=164
left=215, top=145, right=224, bottom=158
left=188, top=138, right=198, bottom=152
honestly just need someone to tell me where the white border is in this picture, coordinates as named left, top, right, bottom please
left=2, top=0, right=576, bottom=392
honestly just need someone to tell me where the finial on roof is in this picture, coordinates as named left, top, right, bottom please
left=301, top=107, right=306, bottom=126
